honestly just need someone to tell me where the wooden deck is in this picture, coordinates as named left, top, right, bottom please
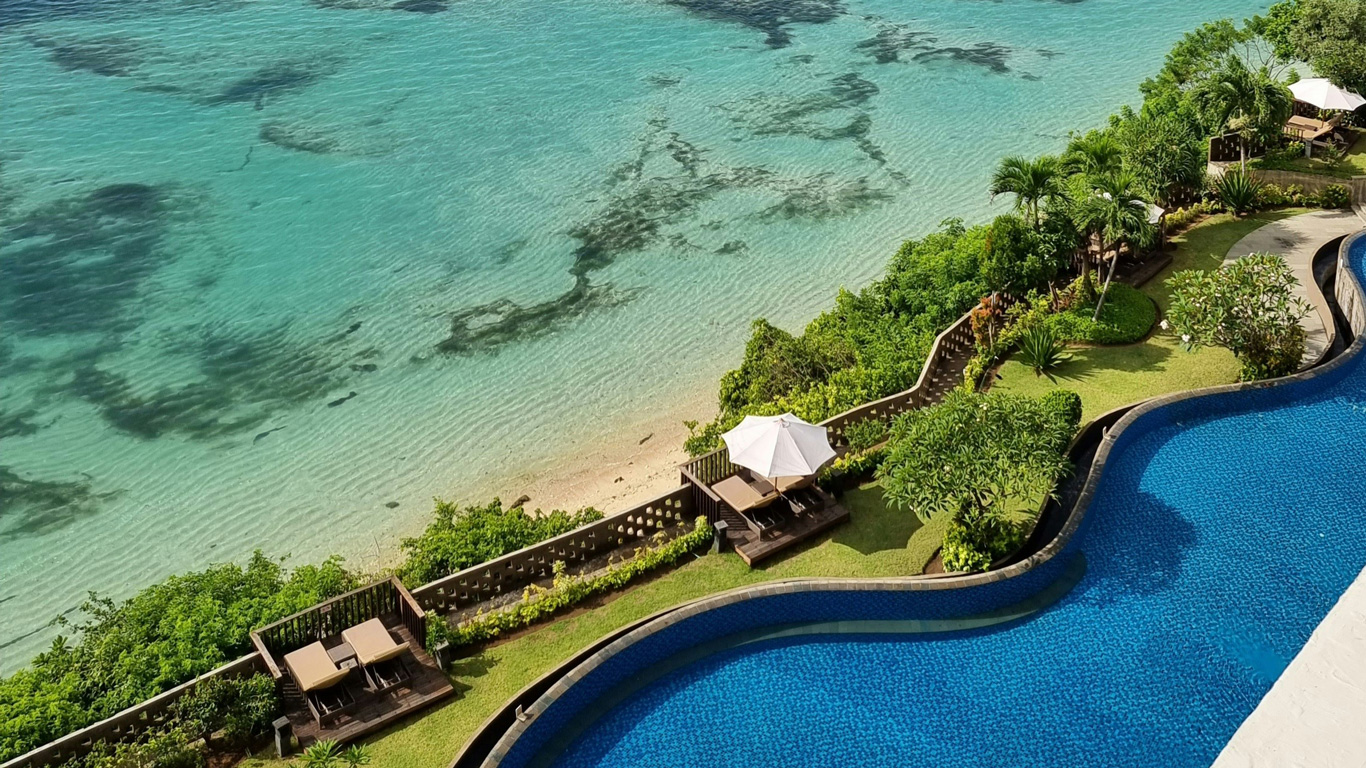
left=283, top=617, right=454, bottom=748
left=721, top=497, right=850, bottom=566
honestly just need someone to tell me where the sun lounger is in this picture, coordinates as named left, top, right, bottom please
left=712, top=475, right=779, bottom=514
left=341, top=618, right=411, bottom=693
left=283, top=642, right=355, bottom=724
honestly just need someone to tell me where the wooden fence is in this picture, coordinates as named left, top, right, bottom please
left=408, top=486, right=693, bottom=615
left=0, top=654, right=264, bottom=768
left=250, top=577, right=425, bottom=675
left=680, top=301, right=989, bottom=525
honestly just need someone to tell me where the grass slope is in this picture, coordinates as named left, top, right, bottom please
left=242, top=483, right=940, bottom=768
left=992, top=210, right=1305, bottom=422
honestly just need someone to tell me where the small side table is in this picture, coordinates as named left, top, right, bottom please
left=327, top=642, right=358, bottom=670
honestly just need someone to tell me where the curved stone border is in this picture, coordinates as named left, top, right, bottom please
left=469, top=228, right=1366, bottom=768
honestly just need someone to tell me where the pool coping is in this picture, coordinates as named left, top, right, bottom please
left=469, top=226, right=1366, bottom=768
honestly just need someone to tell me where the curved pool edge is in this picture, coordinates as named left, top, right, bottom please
left=467, top=225, right=1366, bottom=768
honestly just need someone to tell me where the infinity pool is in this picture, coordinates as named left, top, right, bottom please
left=504, top=232, right=1366, bottom=768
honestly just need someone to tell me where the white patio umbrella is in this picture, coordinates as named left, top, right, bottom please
left=1289, top=78, right=1366, bottom=112
left=721, top=413, right=836, bottom=480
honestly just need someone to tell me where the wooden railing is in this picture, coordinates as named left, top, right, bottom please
left=251, top=578, right=403, bottom=676
left=677, top=296, right=1001, bottom=514
left=0, top=654, right=264, bottom=768
left=408, top=487, right=692, bottom=615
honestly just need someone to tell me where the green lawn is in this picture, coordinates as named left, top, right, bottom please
left=242, top=483, right=941, bottom=768
left=1252, top=133, right=1366, bottom=179
left=991, top=210, right=1306, bottom=422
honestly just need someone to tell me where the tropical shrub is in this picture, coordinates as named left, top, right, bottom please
left=1015, top=325, right=1071, bottom=377
left=1211, top=170, right=1265, bottom=215
left=1316, top=184, right=1352, bottom=209
left=843, top=418, right=889, bottom=453
left=1110, top=107, right=1207, bottom=205
left=1165, top=252, right=1311, bottom=380
left=293, top=739, right=370, bottom=768
left=0, top=553, right=355, bottom=762
left=171, top=673, right=279, bottom=749
left=1046, top=282, right=1156, bottom=345
left=398, top=499, right=603, bottom=586
left=431, top=519, right=713, bottom=649
left=981, top=214, right=1073, bottom=295
left=877, top=390, right=1080, bottom=571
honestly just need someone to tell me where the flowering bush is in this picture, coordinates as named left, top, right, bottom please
left=1165, top=253, right=1310, bottom=380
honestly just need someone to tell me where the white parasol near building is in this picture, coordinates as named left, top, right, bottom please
left=1289, top=78, right=1366, bottom=112
left=721, top=413, right=836, bottom=480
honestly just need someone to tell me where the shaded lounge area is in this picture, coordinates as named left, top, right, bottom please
left=250, top=577, right=454, bottom=750
left=681, top=414, right=851, bottom=566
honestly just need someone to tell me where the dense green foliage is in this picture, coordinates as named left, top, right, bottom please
left=877, top=390, right=1080, bottom=571
left=429, top=519, right=713, bottom=649
left=687, top=219, right=988, bottom=455
left=1279, top=0, right=1366, bottom=93
left=1166, top=252, right=1311, bottom=380
left=688, top=212, right=1079, bottom=457
left=1109, top=109, right=1207, bottom=206
left=171, top=673, right=280, bottom=750
left=0, top=553, right=356, bottom=762
left=1046, top=283, right=1156, bottom=345
left=397, top=499, right=603, bottom=586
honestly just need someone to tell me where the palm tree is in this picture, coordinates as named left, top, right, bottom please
left=989, top=155, right=1062, bottom=228
left=1072, top=171, right=1156, bottom=318
left=1062, top=132, right=1122, bottom=181
left=1196, top=56, right=1293, bottom=171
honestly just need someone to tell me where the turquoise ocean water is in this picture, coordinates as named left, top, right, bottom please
left=1, top=0, right=1265, bottom=671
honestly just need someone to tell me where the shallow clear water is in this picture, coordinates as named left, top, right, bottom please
left=548, top=235, right=1366, bottom=767
left=0, top=0, right=1268, bottom=669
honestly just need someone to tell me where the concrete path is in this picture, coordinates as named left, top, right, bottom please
left=1224, top=210, right=1363, bottom=367
left=1211, top=564, right=1366, bottom=768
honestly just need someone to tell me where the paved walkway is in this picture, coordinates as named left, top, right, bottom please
left=1211, top=564, right=1366, bottom=767
left=1224, top=210, right=1363, bottom=367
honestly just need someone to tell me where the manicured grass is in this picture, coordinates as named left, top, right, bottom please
left=1252, top=134, right=1366, bottom=179
left=241, top=482, right=937, bottom=768
left=992, top=210, right=1306, bottom=422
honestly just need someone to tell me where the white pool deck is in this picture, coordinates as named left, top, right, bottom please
left=1212, top=565, right=1366, bottom=767
left=1213, top=210, right=1366, bottom=767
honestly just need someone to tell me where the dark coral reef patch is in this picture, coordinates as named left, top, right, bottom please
left=664, top=0, right=845, bottom=48
left=0, top=182, right=182, bottom=337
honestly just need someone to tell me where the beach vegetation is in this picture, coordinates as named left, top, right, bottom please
left=1275, top=0, right=1366, bottom=93
left=1165, top=252, right=1311, bottom=380
left=0, top=553, right=356, bottom=762
left=1072, top=170, right=1158, bottom=312
left=396, top=499, right=603, bottom=587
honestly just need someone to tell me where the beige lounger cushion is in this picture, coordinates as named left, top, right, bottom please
left=712, top=475, right=777, bottom=513
left=284, top=642, right=348, bottom=692
left=342, top=618, right=408, bottom=666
